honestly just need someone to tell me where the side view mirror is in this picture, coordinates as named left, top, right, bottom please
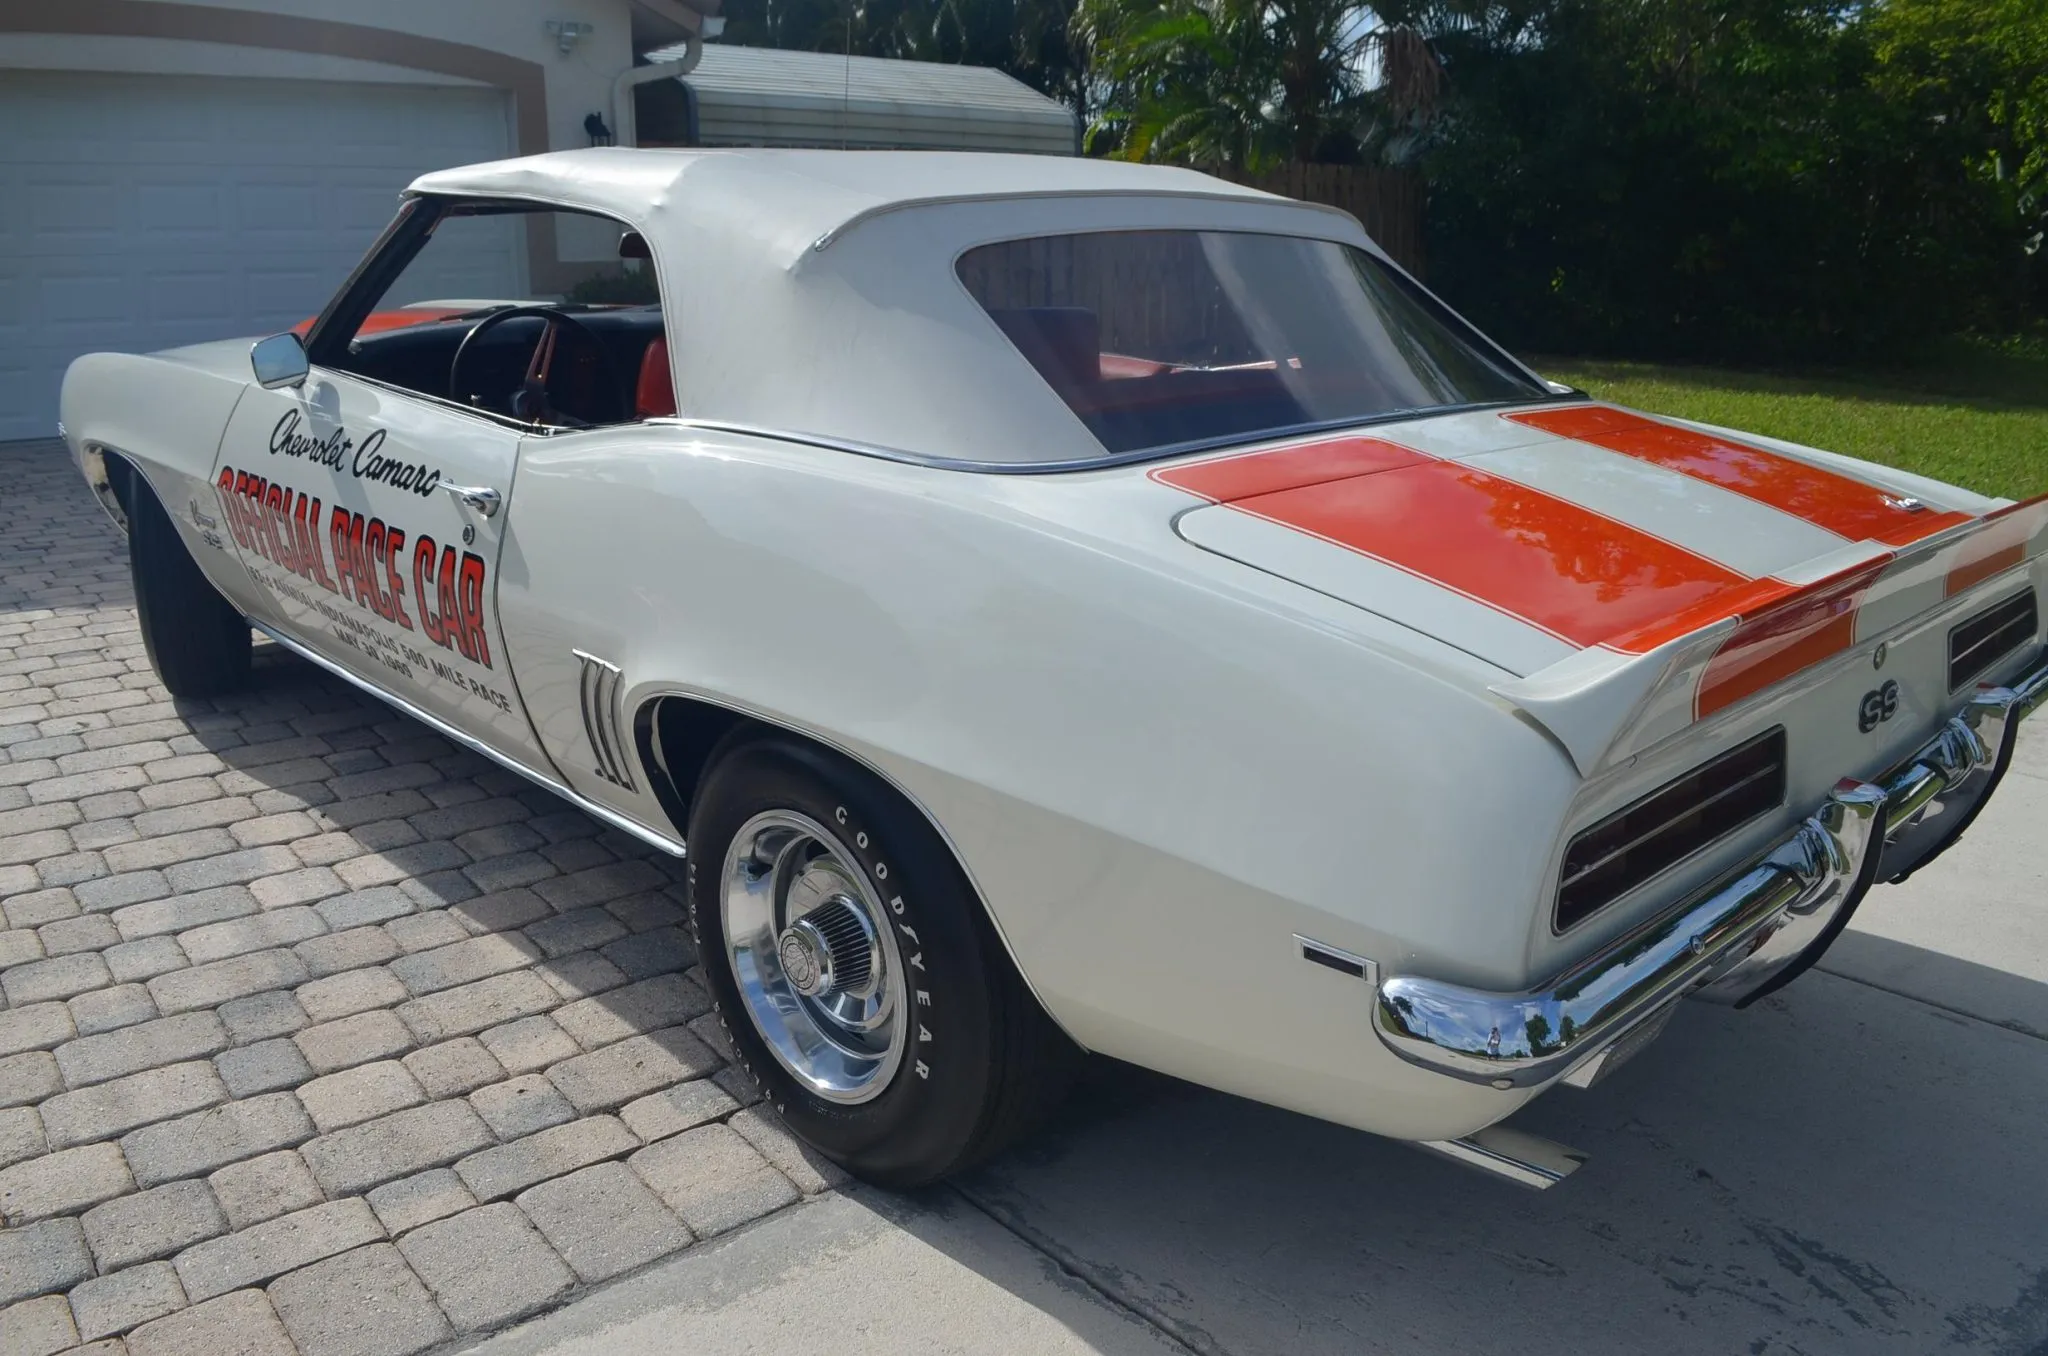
left=251, top=332, right=310, bottom=390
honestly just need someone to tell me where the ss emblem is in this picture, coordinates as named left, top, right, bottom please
left=1858, top=679, right=1901, bottom=733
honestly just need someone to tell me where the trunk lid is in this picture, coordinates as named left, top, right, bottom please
left=1161, top=404, right=2048, bottom=772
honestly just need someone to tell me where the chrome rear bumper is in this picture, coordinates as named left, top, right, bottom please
left=1374, top=652, right=2048, bottom=1092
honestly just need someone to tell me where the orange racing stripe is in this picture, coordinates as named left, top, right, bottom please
left=1157, top=437, right=2040, bottom=718
left=1153, top=436, right=1427, bottom=501
left=1504, top=406, right=1970, bottom=547
left=1161, top=439, right=1755, bottom=649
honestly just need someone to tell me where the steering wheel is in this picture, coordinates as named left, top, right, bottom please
left=448, top=305, right=627, bottom=427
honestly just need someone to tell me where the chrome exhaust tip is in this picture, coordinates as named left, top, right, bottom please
left=1417, top=1124, right=1587, bottom=1190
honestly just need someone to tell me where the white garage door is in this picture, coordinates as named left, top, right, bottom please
left=0, top=71, right=517, bottom=442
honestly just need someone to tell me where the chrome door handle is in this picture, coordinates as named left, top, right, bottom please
left=441, top=482, right=501, bottom=518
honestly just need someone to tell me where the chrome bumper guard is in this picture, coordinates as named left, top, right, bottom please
left=1376, top=653, right=2048, bottom=1092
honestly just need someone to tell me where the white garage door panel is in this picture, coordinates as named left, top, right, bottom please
left=0, top=71, right=517, bottom=441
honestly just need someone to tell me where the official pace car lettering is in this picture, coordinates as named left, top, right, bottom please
left=214, top=465, right=494, bottom=677
left=269, top=412, right=442, bottom=497
left=1501, top=406, right=1971, bottom=547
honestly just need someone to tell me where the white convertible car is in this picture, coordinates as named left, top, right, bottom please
left=61, top=150, right=2047, bottom=1188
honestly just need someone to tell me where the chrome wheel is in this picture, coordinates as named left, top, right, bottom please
left=720, top=810, right=907, bottom=1104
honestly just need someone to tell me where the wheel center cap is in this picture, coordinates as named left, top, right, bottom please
left=778, top=928, right=826, bottom=996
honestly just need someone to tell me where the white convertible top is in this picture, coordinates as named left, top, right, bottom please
left=406, top=149, right=1379, bottom=466
left=407, top=148, right=1314, bottom=263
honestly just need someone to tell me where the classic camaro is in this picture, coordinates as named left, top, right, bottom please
left=59, top=149, right=2048, bottom=1188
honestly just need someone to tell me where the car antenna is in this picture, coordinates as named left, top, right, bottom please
left=841, top=2, right=851, bottom=151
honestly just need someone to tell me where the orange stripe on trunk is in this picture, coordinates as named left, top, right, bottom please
left=1505, top=406, right=1969, bottom=547
left=1187, top=444, right=1754, bottom=649
left=1154, top=437, right=1428, bottom=501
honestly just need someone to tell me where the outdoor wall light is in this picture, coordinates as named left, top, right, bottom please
left=545, top=20, right=594, bottom=55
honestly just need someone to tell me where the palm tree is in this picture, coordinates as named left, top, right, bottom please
left=1075, top=0, right=1445, bottom=168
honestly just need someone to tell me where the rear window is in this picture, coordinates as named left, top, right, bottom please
left=956, top=230, right=1546, bottom=459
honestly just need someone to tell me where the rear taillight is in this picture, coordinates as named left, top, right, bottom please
left=1948, top=590, right=2037, bottom=692
left=1556, top=729, right=1787, bottom=932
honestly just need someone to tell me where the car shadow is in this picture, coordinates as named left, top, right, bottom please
left=203, top=641, right=729, bottom=1070
left=918, top=951, right=2048, bottom=1356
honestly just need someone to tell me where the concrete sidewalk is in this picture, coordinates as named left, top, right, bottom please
left=459, top=1189, right=1187, bottom=1356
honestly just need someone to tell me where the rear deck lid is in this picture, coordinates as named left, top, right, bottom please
left=1161, top=404, right=2047, bottom=770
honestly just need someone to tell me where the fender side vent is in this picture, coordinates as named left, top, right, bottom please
left=572, top=650, right=636, bottom=791
left=1948, top=589, right=2037, bottom=692
left=1555, top=728, right=1786, bottom=933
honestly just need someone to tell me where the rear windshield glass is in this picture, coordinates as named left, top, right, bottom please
left=956, top=230, right=1546, bottom=458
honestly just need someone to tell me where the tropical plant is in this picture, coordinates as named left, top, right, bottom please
left=1075, top=0, right=1447, bottom=168
left=715, top=0, right=2046, bottom=356
left=1869, top=0, right=2048, bottom=324
left=1414, top=0, right=2041, bottom=360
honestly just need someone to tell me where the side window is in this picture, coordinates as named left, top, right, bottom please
left=325, top=204, right=669, bottom=430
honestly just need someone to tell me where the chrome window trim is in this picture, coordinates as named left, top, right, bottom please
left=658, top=396, right=1586, bottom=477
left=311, top=366, right=545, bottom=436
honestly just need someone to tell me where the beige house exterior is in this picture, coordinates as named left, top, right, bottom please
left=0, top=0, right=719, bottom=438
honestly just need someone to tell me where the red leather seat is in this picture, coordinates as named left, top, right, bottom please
left=635, top=337, right=676, bottom=418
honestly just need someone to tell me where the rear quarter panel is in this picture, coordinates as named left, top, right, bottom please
left=497, top=421, right=1587, bottom=1140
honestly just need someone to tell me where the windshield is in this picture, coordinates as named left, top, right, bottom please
left=956, top=230, right=1548, bottom=458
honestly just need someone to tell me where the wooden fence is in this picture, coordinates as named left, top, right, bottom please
left=1214, top=163, right=1426, bottom=277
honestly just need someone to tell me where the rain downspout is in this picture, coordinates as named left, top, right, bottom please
left=613, top=23, right=716, bottom=149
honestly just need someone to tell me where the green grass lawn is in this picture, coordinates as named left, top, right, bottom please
left=1533, top=344, right=2048, bottom=501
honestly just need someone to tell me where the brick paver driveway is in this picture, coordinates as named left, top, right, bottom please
left=0, top=439, right=841, bottom=1356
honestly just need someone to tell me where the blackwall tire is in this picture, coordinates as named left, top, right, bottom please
left=687, top=733, right=1078, bottom=1186
left=129, top=471, right=251, bottom=699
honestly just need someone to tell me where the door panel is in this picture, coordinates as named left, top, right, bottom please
left=212, top=370, right=555, bottom=776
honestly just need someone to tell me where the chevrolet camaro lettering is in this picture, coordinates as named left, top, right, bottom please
left=268, top=412, right=442, bottom=495
left=58, top=149, right=2048, bottom=1189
